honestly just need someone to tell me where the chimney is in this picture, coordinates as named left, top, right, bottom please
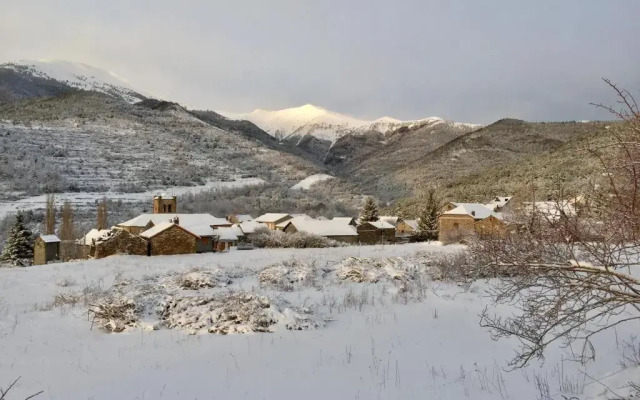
left=471, top=210, right=476, bottom=217
left=171, top=216, right=180, bottom=225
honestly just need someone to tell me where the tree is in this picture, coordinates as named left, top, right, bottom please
left=60, top=200, right=75, bottom=241
left=45, top=193, right=56, bottom=234
left=417, top=189, right=440, bottom=240
left=471, top=80, right=640, bottom=369
left=1, top=213, right=34, bottom=266
left=97, top=197, right=108, bottom=230
left=360, top=197, right=379, bottom=222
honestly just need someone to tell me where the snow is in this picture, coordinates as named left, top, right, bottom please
left=0, top=243, right=637, bottom=399
left=285, top=217, right=359, bottom=237
left=119, top=214, right=229, bottom=229
left=222, top=104, right=479, bottom=144
left=291, top=173, right=335, bottom=190
left=0, top=177, right=264, bottom=220
left=255, top=213, right=292, bottom=223
left=2, top=59, right=147, bottom=103
left=139, top=222, right=178, bottom=238
left=444, top=203, right=500, bottom=220
left=39, top=234, right=60, bottom=243
left=77, top=229, right=111, bottom=245
left=367, top=220, right=395, bottom=229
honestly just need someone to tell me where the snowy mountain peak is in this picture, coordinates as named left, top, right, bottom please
left=222, top=105, right=473, bottom=144
left=1, top=59, right=146, bottom=103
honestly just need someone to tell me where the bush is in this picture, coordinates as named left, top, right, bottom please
left=249, top=227, right=342, bottom=248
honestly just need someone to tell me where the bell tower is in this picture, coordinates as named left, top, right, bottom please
left=153, top=195, right=177, bottom=214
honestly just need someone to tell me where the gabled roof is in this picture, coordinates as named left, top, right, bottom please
left=443, top=203, right=500, bottom=220
left=286, top=217, right=358, bottom=237
left=187, top=224, right=217, bottom=237
left=213, top=227, right=240, bottom=241
left=363, top=220, right=396, bottom=229
left=255, top=213, right=292, bottom=223
left=140, top=222, right=200, bottom=239
left=379, top=216, right=401, bottom=226
left=403, top=220, right=419, bottom=231
left=237, top=221, right=261, bottom=234
left=118, top=214, right=228, bottom=228
left=333, top=217, right=356, bottom=224
left=39, top=234, right=60, bottom=243
left=276, top=214, right=312, bottom=228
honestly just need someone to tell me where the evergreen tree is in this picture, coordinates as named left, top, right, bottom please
left=360, top=197, right=379, bottom=222
left=1, top=213, right=34, bottom=266
left=417, top=189, right=440, bottom=241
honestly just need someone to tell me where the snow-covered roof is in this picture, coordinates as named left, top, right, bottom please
left=363, top=221, right=395, bottom=230
left=39, top=234, right=60, bottom=243
left=255, top=213, right=292, bottom=223
left=187, top=224, right=217, bottom=237
left=379, top=216, right=401, bottom=226
left=403, top=220, right=419, bottom=231
left=485, top=196, right=513, bottom=211
left=522, top=201, right=576, bottom=221
left=443, top=204, right=500, bottom=220
left=213, top=227, right=240, bottom=241
left=276, top=214, right=312, bottom=228
left=237, top=221, right=262, bottom=234
left=77, top=229, right=111, bottom=245
left=140, top=222, right=199, bottom=239
left=286, top=217, right=358, bottom=237
left=118, top=214, right=229, bottom=229
left=333, top=217, right=356, bottom=225
left=369, top=221, right=395, bottom=229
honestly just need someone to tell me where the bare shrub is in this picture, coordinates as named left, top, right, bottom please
left=250, top=227, right=342, bottom=248
left=88, top=296, right=138, bottom=332
left=258, top=259, right=315, bottom=291
left=620, top=336, right=640, bottom=368
left=159, top=292, right=277, bottom=335
left=472, top=81, right=640, bottom=368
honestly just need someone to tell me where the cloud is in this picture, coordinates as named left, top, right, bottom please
left=1, top=0, right=639, bottom=123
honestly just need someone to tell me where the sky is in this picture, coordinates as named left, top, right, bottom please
left=1, top=0, right=639, bottom=124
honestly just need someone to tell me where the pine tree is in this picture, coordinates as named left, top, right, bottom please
left=1, top=213, right=34, bottom=266
left=360, top=197, right=379, bottom=222
left=417, top=189, right=440, bottom=241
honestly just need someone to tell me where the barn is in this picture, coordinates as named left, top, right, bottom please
left=33, top=234, right=60, bottom=265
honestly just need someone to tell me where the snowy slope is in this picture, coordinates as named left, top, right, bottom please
left=223, top=104, right=479, bottom=143
left=0, top=244, right=635, bottom=400
left=1, top=59, right=146, bottom=103
left=291, top=173, right=334, bottom=190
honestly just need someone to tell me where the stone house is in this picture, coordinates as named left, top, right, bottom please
left=94, top=229, right=148, bottom=259
left=33, top=234, right=60, bottom=265
left=282, top=217, right=359, bottom=243
left=438, top=204, right=505, bottom=244
left=117, top=213, right=231, bottom=235
left=396, top=219, right=419, bottom=235
left=357, top=221, right=396, bottom=244
left=140, top=222, right=202, bottom=256
left=254, top=213, right=293, bottom=230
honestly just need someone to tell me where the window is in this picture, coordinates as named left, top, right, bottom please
left=168, top=204, right=172, bottom=212
left=453, top=223, right=459, bottom=229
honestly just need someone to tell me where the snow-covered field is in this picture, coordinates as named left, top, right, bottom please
left=0, top=243, right=637, bottom=399
left=290, top=173, right=334, bottom=190
left=0, top=178, right=264, bottom=220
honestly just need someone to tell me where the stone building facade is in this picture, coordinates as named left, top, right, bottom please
left=153, top=195, right=177, bottom=214
left=141, top=223, right=198, bottom=256
left=94, top=229, right=148, bottom=259
left=33, top=235, right=60, bottom=265
left=357, top=222, right=396, bottom=245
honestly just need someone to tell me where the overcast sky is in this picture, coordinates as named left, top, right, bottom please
left=2, top=0, right=639, bottom=123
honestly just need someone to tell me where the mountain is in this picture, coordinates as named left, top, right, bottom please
left=223, top=104, right=477, bottom=144
left=0, top=60, right=146, bottom=103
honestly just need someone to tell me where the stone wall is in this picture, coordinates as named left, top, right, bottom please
left=148, top=225, right=196, bottom=256
left=95, top=229, right=148, bottom=259
left=357, top=223, right=396, bottom=245
left=438, top=215, right=475, bottom=244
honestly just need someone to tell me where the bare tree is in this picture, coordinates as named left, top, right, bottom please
left=471, top=80, right=640, bottom=369
left=96, top=197, right=108, bottom=230
left=45, top=193, right=56, bottom=234
left=59, top=200, right=75, bottom=241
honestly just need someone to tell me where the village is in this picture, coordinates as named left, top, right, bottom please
left=23, top=192, right=579, bottom=266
